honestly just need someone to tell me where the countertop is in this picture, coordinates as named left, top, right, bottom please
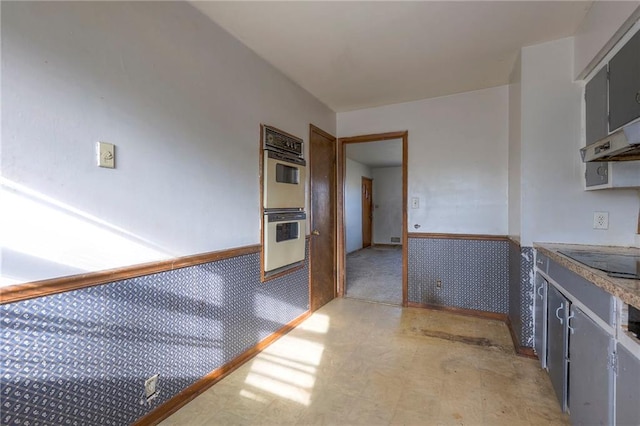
left=534, top=243, right=640, bottom=309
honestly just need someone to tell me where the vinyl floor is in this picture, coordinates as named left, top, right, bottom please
left=345, top=246, right=402, bottom=305
left=161, top=298, right=569, bottom=426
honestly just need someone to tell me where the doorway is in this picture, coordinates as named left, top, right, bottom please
left=338, top=131, right=408, bottom=306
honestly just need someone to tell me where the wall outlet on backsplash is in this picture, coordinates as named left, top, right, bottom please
left=436, top=279, right=442, bottom=289
left=593, top=211, right=609, bottom=230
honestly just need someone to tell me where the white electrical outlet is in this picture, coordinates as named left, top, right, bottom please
left=411, top=197, right=419, bottom=209
left=144, top=374, right=159, bottom=399
left=96, top=141, right=115, bottom=168
left=593, top=211, right=609, bottom=230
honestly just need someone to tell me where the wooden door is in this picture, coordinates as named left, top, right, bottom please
left=361, top=177, right=373, bottom=248
left=309, top=125, right=336, bottom=311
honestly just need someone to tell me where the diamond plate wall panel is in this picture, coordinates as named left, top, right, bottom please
left=508, top=242, right=523, bottom=346
left=1, top=248, right=309, bottom=426
left=507, top=244, right=535, bottom=349
left=408, top=238, right=509, bottom=314
left=520, top=247, right=534, bottom=347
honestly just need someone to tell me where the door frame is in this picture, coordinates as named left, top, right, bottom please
left=361, top=176, right=373, bottom=249
left=337, top=131, right=408, bottom=306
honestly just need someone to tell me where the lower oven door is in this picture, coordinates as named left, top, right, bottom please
left=264, top=211, right=306, bottom=272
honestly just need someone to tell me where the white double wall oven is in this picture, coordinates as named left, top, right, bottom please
left=262, top=126, right=307, bottom=274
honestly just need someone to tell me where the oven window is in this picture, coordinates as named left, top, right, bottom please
left=276, top=222, right=299, bottom=242
left=276, top=163, right=299, bottom=184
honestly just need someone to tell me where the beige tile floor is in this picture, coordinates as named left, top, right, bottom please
left=161, top=298, right=569, bottom=426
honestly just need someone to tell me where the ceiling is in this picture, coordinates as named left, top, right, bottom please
left=346, top=139, right=403, bottom=167
left=192, top=1, right=593, bottom=112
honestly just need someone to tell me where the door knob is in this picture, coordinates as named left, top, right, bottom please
left=312, top=230, right=320, bottom=236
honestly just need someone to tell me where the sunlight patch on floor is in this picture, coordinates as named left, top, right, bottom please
left=240, top=313, right=330, bottom=406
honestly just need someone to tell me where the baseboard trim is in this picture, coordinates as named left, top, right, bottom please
left=505, top=316, right=538, bottom=359
left=133, top=310, right=312, bottom=426
left=407, top=232, right=509, bottom=242
left=407, top=302, right=508, bottom=322
left=1, top=244, right=261, bottom=305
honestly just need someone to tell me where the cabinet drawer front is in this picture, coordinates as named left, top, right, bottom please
left=547, top=260, right=614, bottom=326
left=535, top=251, right=550, bottom=273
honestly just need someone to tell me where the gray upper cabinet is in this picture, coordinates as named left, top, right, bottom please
left=585, top=66, right=610, bottom=187
left=609, top=29, right=640, bottom=131
left=568, top=307, right=614, bottom=425
left=586, top=66, right=609, bottom=145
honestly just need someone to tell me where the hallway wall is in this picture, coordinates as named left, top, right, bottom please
left=371, top=166, right=402, bottom=245
left=345, top=158, right=372, bottom=253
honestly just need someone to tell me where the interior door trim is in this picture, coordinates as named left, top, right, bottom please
left=337, top=131, right=408, bottom=306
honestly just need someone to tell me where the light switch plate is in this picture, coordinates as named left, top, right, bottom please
left=97, top=141, right=115, bottom=168
left=411, top=197, right=419, bottom=209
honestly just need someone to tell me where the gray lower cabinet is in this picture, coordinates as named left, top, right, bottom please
left=616, top=343, right=640, bottom=426
left=547, top=284, right=569, bottom=412
left=568, top=307, right=615, bottom=425
left=534, top=273, right=548, bottom=369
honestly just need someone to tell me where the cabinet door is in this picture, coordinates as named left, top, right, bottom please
left=609, top=29, right=640, bottom=131
left=534, top=273, right=548, bottom=369
left=616, top=343, right=640, bottom=426
left=547, top=285, right=568, bottom=412
left=568, top=307, right=614, bottom=425
left=586, top=66, right=609, bottom=144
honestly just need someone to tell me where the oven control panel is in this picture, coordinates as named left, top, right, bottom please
left=264, top=125, right=303, bottom=158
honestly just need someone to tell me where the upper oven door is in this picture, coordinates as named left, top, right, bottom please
left=263, top=151, right=306, bottom=209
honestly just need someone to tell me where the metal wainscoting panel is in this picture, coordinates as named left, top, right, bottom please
left=408, top=238, right=509, bottom=314
left=0, top=250, right=309, bottom=426
left=508, top=241, right=523, bottom=343
left=519, top=247, right=535, bottom=347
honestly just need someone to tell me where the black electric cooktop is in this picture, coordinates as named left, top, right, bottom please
left=559, top=250, right=640, bottom=279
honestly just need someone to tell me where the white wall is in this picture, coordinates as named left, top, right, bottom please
left=508, top=54, right=522, bottom=241
left=345, top=158, right=371, bottom=253
left=338, top=86, right=509, bottom=235
left=371, top=167, right=402, bottom=245
left=1, top=2, right=335, bottom=285
left=573, top=1, right=640, bottom=79
left=519, top=37, right=639, bottom=247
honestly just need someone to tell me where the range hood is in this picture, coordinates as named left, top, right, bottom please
left=581, top=120, right=640, bottom=162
